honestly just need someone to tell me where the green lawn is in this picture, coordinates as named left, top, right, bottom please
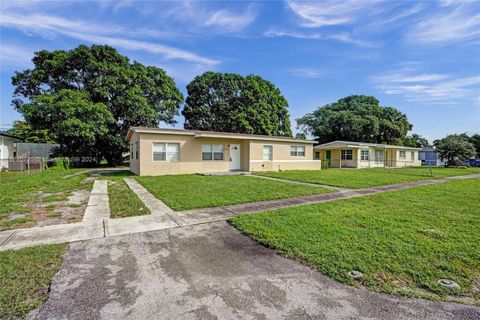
left=98, top=171, right=150, bottom=218
left=230, top=179, right=480, bottom=304
left=136, top=174, right=332, bottom=211
left=256, top=167, right=480, bottom=189
left=0, top=244, right=66, bottom=320
left=0, top=169, right=92, bottom=230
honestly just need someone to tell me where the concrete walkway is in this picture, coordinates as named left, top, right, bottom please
left=123, top=178, right=173, bottom=215
left=1, top=173, right=479, bottom=251
left=83, top=180, right=110, bottom=224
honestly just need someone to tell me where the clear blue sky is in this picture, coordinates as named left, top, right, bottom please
left=1, top=0, right=479, bottom=142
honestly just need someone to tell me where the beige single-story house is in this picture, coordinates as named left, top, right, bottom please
left=314, top=140, right=421, bottom=168
left=127, top=127, right=321, bottom=175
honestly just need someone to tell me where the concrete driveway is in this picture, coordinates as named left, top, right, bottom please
left=29, top=222, right=479, bottom=320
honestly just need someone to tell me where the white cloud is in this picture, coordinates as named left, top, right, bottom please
left=364, top=3, right=424, bottom=29
left=376, top=73, right=449, bottom=83
left=0, top=12, right=219, bottom=66
left=264, top=29, right=322, bottom=40
left=288, top=68, right=325, bottom=78
left=405, top=3, right=480, bottom=44
left=374, top=66, right=480, bottom=104
left=264, top=29, right=377, bottom=47
left=204, top=5, right=257, bottom=32
left=325, top=32, right=379, bottom=48
left=286, top=0, right=384, bottom=28
left=63, top=31, right=219, bottom=65
left=140, top=1, right=257, bottom=33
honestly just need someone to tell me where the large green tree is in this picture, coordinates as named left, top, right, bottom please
left=470, top=134, right=480, bottom=158
left=459, top=133, right=480, bottom=158
left=182, top=72, right=292, bottom=136
left=6, top=120, right=55, bottom=143
left=402, top=133, right=431, bottom=148
left=19, top=90, right=114, bottom=163
left=12, top=45, right=183, bottom=165
left=434, top=134, right=476, bottom=166
left=296, top=95, right=412, bottom=144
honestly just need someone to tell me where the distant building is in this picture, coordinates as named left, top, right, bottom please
left=1, top=131, right=59, bottom=171
left=419, top=148, right=444, bottom=166
left=314, top=140, right=421, bottom=168
left=0, top=132, right=21, bottom=171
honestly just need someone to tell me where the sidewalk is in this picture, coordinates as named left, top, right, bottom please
left=1, top=173, right=479, bottom=251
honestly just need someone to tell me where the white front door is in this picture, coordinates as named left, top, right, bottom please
left=229, top=144, right=241, bottom=171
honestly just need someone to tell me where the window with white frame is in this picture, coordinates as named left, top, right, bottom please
left=341, top=149, right=353, bottom=160
left=135, top=142, right=139, bottom=160
left=399, top=150, right=406, bottom=159
left=263, top=145, right=273, bottom=160
left=411, top=151, right=415, bottom=161
left=360, top=150, right=369, bottom=160
left=202, top=144, right=224, bottom=161
left=290, top=146, right=305, bottom=157
left=152, top=143, right=179, bottom=161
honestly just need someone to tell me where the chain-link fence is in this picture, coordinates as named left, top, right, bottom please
left=2, top=157, right=47, bottom=173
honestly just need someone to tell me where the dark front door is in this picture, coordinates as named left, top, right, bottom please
left=326, top=150, right=331, bottom=167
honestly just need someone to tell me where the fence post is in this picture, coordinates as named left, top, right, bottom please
left=428, top=163, right=433, bottom=177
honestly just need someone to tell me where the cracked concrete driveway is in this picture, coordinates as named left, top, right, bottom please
left=29, top=222, right=479, bottom=320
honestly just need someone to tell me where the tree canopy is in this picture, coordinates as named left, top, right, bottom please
left=19, top=90, right=114, bottom=162
left=6, top=120, right=55, bottom=144
left=182, top=72, right=292, bottom=136
left=12, top=44, right=183, bottom=165
left=402, top=134, right=431, bottom=148
left=434, top=134, right=476, bottom=166
left=459, top=133, right=480, bottom=158
left=296, top=95, right=412, bottom=144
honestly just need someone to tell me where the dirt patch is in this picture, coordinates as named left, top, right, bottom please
left=1, top=188, right=91, bottom=230
left=36, top=190, right=90, bottom=227
left=68, top=189, right=90, bottom=206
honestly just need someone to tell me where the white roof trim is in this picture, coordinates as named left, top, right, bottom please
left=128, top=127, right=315, bottom=144
left=131, top=128, right=195, bottom=136
left=194, top=133, right=316, bottom=144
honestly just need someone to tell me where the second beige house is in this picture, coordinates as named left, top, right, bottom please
left=127, top=127, right=321, bottom=176
left=314, top=140, right=421, bottom=168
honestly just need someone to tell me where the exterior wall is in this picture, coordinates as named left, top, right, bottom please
left=248, top=140, right=320, bottom=172
left=0, top=136, right=15, bottom=171
left=419, top=150, right=443, bottom=166
left=129, top=133, right=319, bottom=175
left=134, top=133, right=251, bottom=176
left=318, top=148, right=358, bottom=168
left=129, top=132, right=141, bottom=175
left=391, top=148, right=421, bottom=167
left=358, top=147, right=376, bottom=168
